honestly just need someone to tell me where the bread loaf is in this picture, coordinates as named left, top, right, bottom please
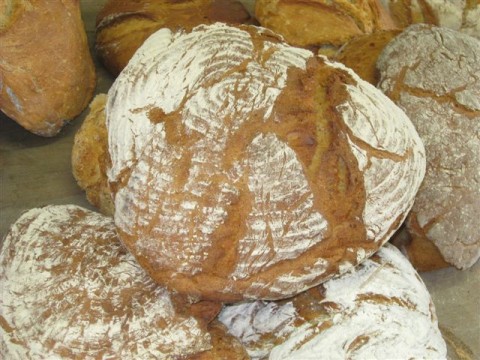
left=334, top=30, right=401, bottom=85
left=0, top=205, right=248, bottom=359
left=254, top=0, right=397, bottom=55
left=106, top=23, right=426, bottom=301
left=95, top=0, right=255, bottom=76
left=219, top=244, right=447, bottom=359
left=0, top=0, right=96, bottom=136
left=72, top=94, right=114, bottom=216
left=379, top=0, right=480, bottom=38
left=377, top=24, right=480, bottom=270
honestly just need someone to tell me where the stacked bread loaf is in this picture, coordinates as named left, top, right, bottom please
left=3, top=0, right=479, bottom=357
left=0, top=0, right=96, bottom=136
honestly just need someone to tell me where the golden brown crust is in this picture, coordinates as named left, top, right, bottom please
left=95, top=0, right=255, bottom=75
left=255, top=0, right=397, bottom=51
left=0, top=0, right=96, bottom=136
left=334, top=29, right=401, bottom=85
left=72, top=94, right=114, bottom=216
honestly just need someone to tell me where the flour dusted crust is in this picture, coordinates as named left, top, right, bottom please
left=379, top=0, right=480, bottom=38
left=95, top=0, right=254, bottom=76
left=72, top=94, right=114, bottom=216
left=219, top=244, right=447, bottom=360
left=0, top=0, right=95, bottom=136
left=254, top=0, right=397, bottom=53
left=106, top=23, right=425, bottom=301
left=0, top=205, right=224, bottom=359
left=377, top=24, right=480, bottom=270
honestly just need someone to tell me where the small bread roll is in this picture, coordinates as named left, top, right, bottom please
left=377, top=24, right=480, bottom=270
left=219, top=244, right=447, bottom=359
left=95, top=0, right=255, bottom=76
left=72, top=94, right=114, bottom=216
left=254, top=0, right=397, bottom=54
left=0, top=0, right=96, bottom=136
left=106, top=23, right=425, bottom=301
left=0, top=205, right=248, bottom=359
left=379, top=0, right=480, bottom=38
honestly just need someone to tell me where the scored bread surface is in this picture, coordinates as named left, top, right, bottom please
left=0, top=205, right=213, bottom=359
left=377, top=24, right=480, bottom=270
left=219, top=244, right=447, bottom=359
left=106, top=23, right=425, bottom=300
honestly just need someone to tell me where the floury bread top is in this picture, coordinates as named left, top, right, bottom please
left=106, top=23, right=426, bottom=301
left=219, top=244, right=447, bottom=359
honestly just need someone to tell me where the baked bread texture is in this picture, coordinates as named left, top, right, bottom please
left=0, top=205, right=248, bottom=359
left=96, top=0, right=255, bottom=76
left=219, top=244, right=447, bottom=359
left=379, top=0, right=480, bottom=38
left=334, top=29, right=401, bottom=85
left=106, top=23, right=426, bottom=301
left=377, top=24, right=480, bottom=270
left=72, top=94, right=114, bottom=216
left=254, top=0, right=397, bottom=54
left=0, top=0, right=96, bottom=136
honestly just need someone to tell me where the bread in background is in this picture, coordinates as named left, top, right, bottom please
left=95, top=0, right=255, bottom=76
left=377, top=24, right=480, bottom=271
left=0, top=0, right=96, bottom=136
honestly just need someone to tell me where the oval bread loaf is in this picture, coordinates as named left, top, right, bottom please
left=254, top=0, right=397, bottom=55
left=219, top=244, right=447, bottom=360
left=0, top=0, right=96, bottom=136
left=106, top=23, right=426, bottom=301
left=95, top=0, right=255, bottom=76
left=0, top=205, right=248, bottom=359
left=377, top=24, right=480, bottom=270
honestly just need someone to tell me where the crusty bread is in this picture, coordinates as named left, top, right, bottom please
left=0, top=0, right=96, bottom=136
left=95, top=0, right=255, bottom=76
left=379, top=0, right=480, bottom=38
left=106, top=23, right=426, bottom=301
left=219, top=244, right=447, bottom=359
left=334, top=29, right=400, bottom=85
left=377, top=24, right=480, bottom=270
left=0, top=205, right=248, bottom=359
left=72, top=94, right=114, bottom=216
left=254, top=0, right=397, bottom=55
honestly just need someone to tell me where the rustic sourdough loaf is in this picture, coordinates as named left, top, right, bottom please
left=254, top=0, right=397, bottom=55
left=379, top=0, right=480, bottom=38
left=219, top=244, right=447, bottom=359
left=72, top=94, right=114, bottom=216
left=0, top=0, right=95, bottom=136
left=105, top=23, right=426, bottom=301
left=95, top=0, right=254, bottom=76
left=0, top=205, right=248, bottom=359
left=377, top=24, right=480, bottom=270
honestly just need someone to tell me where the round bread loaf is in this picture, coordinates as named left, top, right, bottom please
left=377, top=24, right=480, bottom=270
left=334, top=29, right=401, bottom=85
left=254, top=0, right=397, bottom=55
left=0, top=0, right=96, bottom=136
left=95, top=0, right=255, bottom=76
left=72, top=94, right=114, bottom=216
left=379, top=0, right=480, bottom=38
left=0, top=205, right=247, bottom=359
left=218, top=244, right=447, bottom=359
left=106, top=23, right=426, bottom=301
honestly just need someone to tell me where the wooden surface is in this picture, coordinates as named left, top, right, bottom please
left=0, top=1, right=478, bottom=358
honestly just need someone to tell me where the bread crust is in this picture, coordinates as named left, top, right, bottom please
left=72, top=94, right=114, bottom=216
left=0, top=205, right=249, bottom=359
left=377, top=24, right=480, bottom=270
left=255, top=0, right=397, bottom=51
left=219, top=244, right=447, bottom=359
left=0, top=0, right=96, bottom=136
left=106, top=23, right=425, bottom=301
left=95, top=0, right=255, bottom=76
